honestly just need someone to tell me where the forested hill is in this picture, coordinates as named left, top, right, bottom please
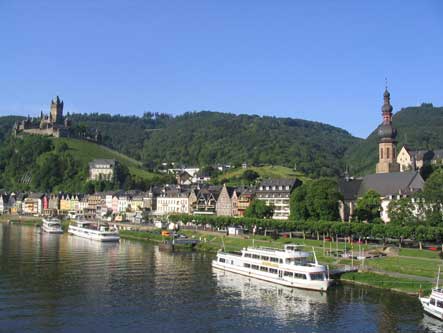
left=69, top=111, right=361, bottom=177
left=345, top=103, right=443, bottom=175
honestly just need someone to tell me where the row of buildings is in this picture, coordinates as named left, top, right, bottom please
left=0, top=178, right=300, bottom=221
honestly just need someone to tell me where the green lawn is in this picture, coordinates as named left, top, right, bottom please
left=54, top=138, right=160, bottom=181
left=366, top=256, right=442, bottom=279
left=399, top=247, right=442, bottom=259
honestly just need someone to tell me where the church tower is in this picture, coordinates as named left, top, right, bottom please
left=376, top=87, right=400, bottom=173
left=50, top=96, right=64, bottom=125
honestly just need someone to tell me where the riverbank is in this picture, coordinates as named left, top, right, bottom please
left=120, top=228, right=439, bottom=296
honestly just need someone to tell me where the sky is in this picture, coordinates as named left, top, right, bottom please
left=0, top=0, right=442, bottom=138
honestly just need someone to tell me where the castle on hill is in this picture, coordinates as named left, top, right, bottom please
left=13, top=96, right=72, bottom=138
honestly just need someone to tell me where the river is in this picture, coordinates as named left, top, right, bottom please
left=0, top=223, right=441, bottom=333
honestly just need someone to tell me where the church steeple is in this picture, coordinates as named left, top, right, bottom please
left=376, top=85, right=400, bottom=174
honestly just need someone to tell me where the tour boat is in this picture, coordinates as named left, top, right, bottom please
left=68, top=220, right=120, bottom=242
left=420, top=267, right=443, bottom=320
left=41, top=218, right=64, bottom=234
left=212, top=244, right=332, bottom=291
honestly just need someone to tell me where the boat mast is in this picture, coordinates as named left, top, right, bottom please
left=437, top=266, right=441, bottom=289
left=312, top=247, right=318, bottom=265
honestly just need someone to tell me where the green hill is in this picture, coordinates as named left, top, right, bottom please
left=0, top=135, right=171, bottom=192
left=71, top=111, right=361, bottom=177
left=345, top=103, right=443, bottom=175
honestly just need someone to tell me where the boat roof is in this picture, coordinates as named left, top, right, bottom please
left=74, top=220, right=93, bottom=225
left=243, top=245, right=311, bottom=258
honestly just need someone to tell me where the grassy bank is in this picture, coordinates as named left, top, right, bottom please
left=340, top=272, right=432, bottom=295
left=0, top=215, right=42, bottom=226
left=119, top=229, right=168, bottom=242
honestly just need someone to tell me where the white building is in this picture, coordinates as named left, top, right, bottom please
left=88, top=159, right=116, bottom=181
left=155, top=186, right=191, bottom=215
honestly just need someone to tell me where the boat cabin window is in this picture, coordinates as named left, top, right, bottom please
left=252, top=254, right=260, bottom=259
left=430, top=298, right=436, bottom=305
left=269, top=268, right=278, bottom=274
left=279, top=259, right=283, bottom=264
left=284, top=271, right=293, bottom=278
left=251, top=265, right=259, bottom=270
left=270, top=257, right=279, bottom=263
left=438, top=301, right=443, bottom=308
left=244, top=253, right=252, bottom=258
left=261, top=256, right=269, bottom=261
left=310, top=273, right=325, bottom=281
left=244, top=263, right=251, bottom=268
left=294, top=273, right=307, bottom=279
left=260, top=266, right=268, bottom=272
left=219, top=258, right=225, bottom=263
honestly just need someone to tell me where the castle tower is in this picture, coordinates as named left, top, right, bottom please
left=376, top=87, right=400, bottom=173
left=50, top=96, right=64, bottom=125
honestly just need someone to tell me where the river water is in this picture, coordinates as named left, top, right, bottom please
left=0, top=223, right=442, bottom=333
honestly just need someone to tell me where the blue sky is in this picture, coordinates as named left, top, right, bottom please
left=1, top=1, right=442, bottom=138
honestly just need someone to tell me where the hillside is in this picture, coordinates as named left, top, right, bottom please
left=213, top=165, right=310, bottom=186
left=0, top=135, right=171, bottom=193
left=345, top=104, right=443, bottom=175
left=71, top=111, right=361, bottom=177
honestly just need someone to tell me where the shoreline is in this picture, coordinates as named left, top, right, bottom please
left=1, top=219, right=432, bottom=297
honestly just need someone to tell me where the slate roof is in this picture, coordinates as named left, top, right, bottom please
left=358, top=171, right=424, bottom=197
left=259, top=178, right=298, bottom=187
left=88, top=159, right=116, bottom=168
left=338, top=178, right=363, bottom=201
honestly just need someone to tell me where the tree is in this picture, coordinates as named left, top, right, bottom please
left=388, top=197, right=417, bottom=226
left=421, top=168, right=443, bottom=225
left=355, top=190, right=381, bottom=223
left=289, top=179, right=342, bottom=221
left=244, top=200, right=274, bottom=219
left=290, top=184, right=309, bottom=220
left=242, top=169, right=259, bottom=182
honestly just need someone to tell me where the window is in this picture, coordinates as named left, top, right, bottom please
left=261, top=256, right=269, bottom=261
left=260, top=266, right=268, bottom=272
left=284, top=271, right=294, bottom=278
left=251, top=265, right=259, bottom=270
left=294, top=273, right=307, bottom=279
left=270, top=257, right=279, bottom=263
left=244, top=253, right=252, bottom=258
left=387, top=147, right=390, bottom=159
left=430, top=298, right=435, bottom=305
left=310, top=273, right=324, bottom=281
left=380, top=148, right=383, bottom=159
left=244, top=263, right=251, bottom=268
left=438, top=301, right=443, bottom=308
left=269, top=268, right=278, bottom=274
left=219, top=258, right=225, bottom=263
left=279, top=259, right=283, bottom=264
left=252, top=254, right=260, bottom=259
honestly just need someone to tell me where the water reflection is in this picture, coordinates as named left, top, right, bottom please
left=214, top=269, right=327, bottom=321
left=0, top=223, right=439, bottom=333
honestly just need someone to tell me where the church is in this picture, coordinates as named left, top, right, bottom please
left=13, top=96, right=72, bottom=138
left=339, top=88, right=425, bottom=223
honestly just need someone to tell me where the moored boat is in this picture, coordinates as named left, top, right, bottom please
left=420, top=267, right=443, bottom=320
left=68, top=220, right=120, bottom=242
left=212, top=244, right=332, bottom=291
left=41, top=218, right=64, bottom=234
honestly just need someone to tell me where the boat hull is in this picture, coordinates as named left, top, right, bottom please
left=41, top=225, right=64, bottom=234
left=68, top=226, right=120, bottom=242
left=212, top=261, right=331, bottom=292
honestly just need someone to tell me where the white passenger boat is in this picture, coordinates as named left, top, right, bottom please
left=212, top=244, right=332, bottom=291
left=420, top=267, right=443, bottom=320
left=68, top=220, right=120, bottom=242
left=41, top=218, right=64, bottom=234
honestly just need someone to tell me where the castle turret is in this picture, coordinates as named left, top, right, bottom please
left=50, top=96, right=64, bottom=125
left=376, top=87, right=400, bottom=173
